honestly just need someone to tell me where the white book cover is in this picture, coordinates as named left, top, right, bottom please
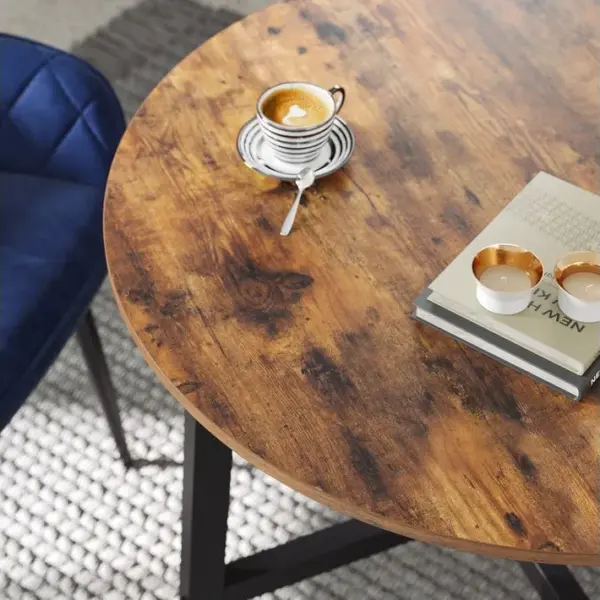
left=429, top=172, right=600, bottom=375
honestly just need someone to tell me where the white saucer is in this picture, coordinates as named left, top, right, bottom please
left=237, top=116, right=355, bottom=181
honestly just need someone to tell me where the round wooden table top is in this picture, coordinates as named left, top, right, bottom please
left=104, top=0, right=600, bottom=565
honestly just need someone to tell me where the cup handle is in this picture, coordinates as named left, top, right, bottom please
left=329, top=85, right=346, bottom=114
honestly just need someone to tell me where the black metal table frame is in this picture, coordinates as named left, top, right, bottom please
left=180, top=414, right=590, bottom=600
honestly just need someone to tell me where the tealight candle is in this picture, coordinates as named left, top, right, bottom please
left=562, top=272, right=600, bottom=302
left=479, top=265, right=533, bottom=293
left=554, top=251, right=600, bottom=323
left=472, top=244, right=543, bottom=315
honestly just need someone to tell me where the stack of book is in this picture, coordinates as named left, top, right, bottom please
left=414, top=172, right=600, bottom=401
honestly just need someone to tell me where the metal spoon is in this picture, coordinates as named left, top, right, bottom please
left=280, top=167, right=315, bottom=236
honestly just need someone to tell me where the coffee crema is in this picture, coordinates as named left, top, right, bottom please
left=262, top=88, right=330, bottom=127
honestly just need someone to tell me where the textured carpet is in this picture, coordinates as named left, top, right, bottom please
left=1, top=0, right=598, bottom=598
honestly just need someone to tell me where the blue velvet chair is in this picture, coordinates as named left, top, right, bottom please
left=0, top=34, right=132, bottom=466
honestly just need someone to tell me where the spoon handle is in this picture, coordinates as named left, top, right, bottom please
left=280, top=187, right=305, bottom=236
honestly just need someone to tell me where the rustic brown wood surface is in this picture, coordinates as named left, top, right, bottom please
left=104, top=0, right=600, bottom=564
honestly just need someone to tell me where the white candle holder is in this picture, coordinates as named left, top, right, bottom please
left=472, top=244, right=544, bottom=315
left=554, top=251, right=600, bottom=323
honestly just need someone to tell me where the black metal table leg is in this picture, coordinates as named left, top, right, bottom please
left=223, top=520, right=409, bottom=600
left=177, top=414, right=589, bottom=600
left=519, top=562, right=589, bottom=600
left=180, top=413, right=232, bottom=600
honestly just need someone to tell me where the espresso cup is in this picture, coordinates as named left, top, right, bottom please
left=256, top=82, right=345, bottom=166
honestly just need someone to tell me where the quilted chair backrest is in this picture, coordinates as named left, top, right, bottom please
left=0, top=34, right=125, bottom=187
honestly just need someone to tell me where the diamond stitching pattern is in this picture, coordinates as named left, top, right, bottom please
left=6, top=65, right=92, bottom=173
left=3, top=47, right=56, bottom=115
left=1, top=36, right=122, bottom=185
left=44, top=63, right=109, bottom=155
left=38, top=98, right=97, bottom=177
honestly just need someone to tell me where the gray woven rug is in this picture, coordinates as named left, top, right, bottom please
left=1, top=0, right=598, bottom=598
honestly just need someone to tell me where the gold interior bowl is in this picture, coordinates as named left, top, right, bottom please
left=554, top=250, right=600, bottom=289
left=470, top=244, right=544, bottom=315
left=472, top=244, right=544, bottom=288
left=553, top=250, right=600, bottom=323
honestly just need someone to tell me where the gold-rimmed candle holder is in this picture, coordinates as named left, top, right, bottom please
left=472, top=244, right=544, bottom=315
left=554, top=251, right=600, bottom=323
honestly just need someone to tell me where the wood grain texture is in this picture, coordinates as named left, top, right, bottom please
left=104, top=0, right=600, bottom=564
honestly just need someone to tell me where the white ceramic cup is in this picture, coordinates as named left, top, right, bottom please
left=256, top=82, right=345, bottom=166
left=554, top=251, right=600, bottom=323
left=472, top=244, right=544, bottom=315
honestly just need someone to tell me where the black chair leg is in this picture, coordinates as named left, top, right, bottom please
left=76, top=309, right=133, bottom=468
